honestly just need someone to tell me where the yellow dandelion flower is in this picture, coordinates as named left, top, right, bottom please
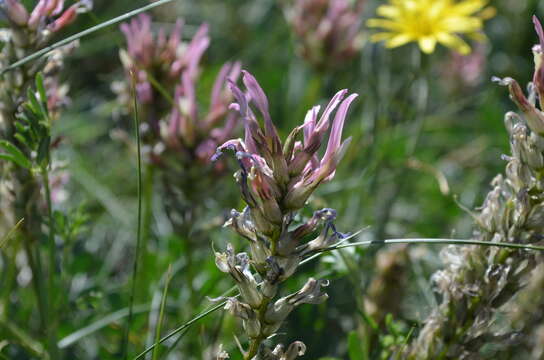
left=367, top=0, right=495, bottom=55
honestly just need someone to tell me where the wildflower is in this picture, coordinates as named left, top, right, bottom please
left=1, top=0, right=92, bottom=41
left=405, top=16, right=544, bottom=359
left=213, top=70, right=357, bottom=358
left=283, top=0, right=365, bottom=70
left=367, top=0, right=495, bottom=55
left=215, top=71, right=357, bottom=221
left=118, top=14, right=241, bottom=166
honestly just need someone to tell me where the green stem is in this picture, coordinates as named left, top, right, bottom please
left=40, top=166, right=60, bottom=359
left=123, top=73, right=144, bottom=360
left=136, top=164, right=154, bottom=301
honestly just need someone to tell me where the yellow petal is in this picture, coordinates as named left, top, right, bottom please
left=418, top=36, right=437, bottom=53
left=451, top=0, right=488, bottom=16
left=370, top=32, right=395, bottom=42
left=366, top=18, right=403, bottom=30
left=436, top=32, right=471, bottom=54
left=376, top=5, right=402, bottom=19
left=385, top=34, right=414, bottom=48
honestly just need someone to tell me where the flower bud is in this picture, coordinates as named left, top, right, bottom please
left=3, top=0, right=29, bottom=26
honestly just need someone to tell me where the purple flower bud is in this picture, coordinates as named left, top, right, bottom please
left=3, top=0, right=29, bottom=26
left=533, top=16, right=544, bottom=107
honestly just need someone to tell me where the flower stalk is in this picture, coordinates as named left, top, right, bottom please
left=404, top=16, right=544, bottom=359
left=213, top=70, right=357, bottom=359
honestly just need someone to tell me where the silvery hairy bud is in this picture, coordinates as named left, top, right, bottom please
left=263, top=278, right=328, bottom=334
left=223, top=298, right=261, bottom=338
left=215, top=244, right=263, bottom=308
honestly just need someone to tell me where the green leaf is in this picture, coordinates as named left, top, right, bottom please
left=35, top=73, right=47, bottom=104
left=35, top=73, right=50, bottom=118
left=348, top=331, right=365, bottom=360
left=36, top=136, right=50, bottom=166
left=0, top=140, right=32, bottom=169
left=14, top=133, right=30, bottom=149
left=26, top=87, right=41, bottom=114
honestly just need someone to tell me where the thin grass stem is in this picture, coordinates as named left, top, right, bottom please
left=40, top=166, right=60, bottom=359
left=151, top=265, right=172, bottom=360
left=123, top=71, right=144, bottom=360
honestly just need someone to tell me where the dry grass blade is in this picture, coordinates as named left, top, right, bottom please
left=0, top=218, right=24, bottom=250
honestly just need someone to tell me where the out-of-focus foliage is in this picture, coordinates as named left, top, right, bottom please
left=1, top=0, right=544, bottom=359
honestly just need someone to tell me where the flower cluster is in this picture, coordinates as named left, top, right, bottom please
left=282, top=0, right=364, bottom=70
left=116, top=14, right=242, bottom=235
left=117, top=14, right=241, bottom=165
left=367, top=0, right=495, bottom=55
left=405, top=16, right=544, bottom=359
left=213, top=70, right=357, bottom=359
left=0, top=0, right=90, bottom=235
left=2, top=0, right=92, bottom=45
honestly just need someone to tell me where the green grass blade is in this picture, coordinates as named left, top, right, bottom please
left=151, top=265, right=172, bottom=360
left=58, top=304, right=151, bottom=349
left=327, top=238, right=544, bottom=252
left=0, top=0, right=177, bottom=74
left=123, top=71, right=144, bottom=359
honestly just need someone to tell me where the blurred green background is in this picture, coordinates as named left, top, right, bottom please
left=3, top=0, right=544, bottom=359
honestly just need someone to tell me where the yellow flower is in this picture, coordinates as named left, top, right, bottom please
left=367, top=0, right=495, bottom=55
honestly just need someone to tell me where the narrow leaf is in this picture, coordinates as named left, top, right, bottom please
left=0, top=140, right=31, bottom=168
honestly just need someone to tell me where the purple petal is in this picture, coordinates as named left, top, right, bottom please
left=303, top=105, right=320, bottom=146
left=534, top=15, right=544, bottom=50
left=321, top=93, right=358, bottom=166
left=241, top=70, right=279, bottom=142
left=185, top=24, right=210, bottom=78
left=211, top=63, right=233, bottom=108
left=315, top=89, right=347, bottom=132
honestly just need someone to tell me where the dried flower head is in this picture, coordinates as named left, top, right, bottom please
left=283, top=0, right=365, bottom=70
left=367, top=0, right=495, bottom=54
left=406, top=15, right=544, bottom=359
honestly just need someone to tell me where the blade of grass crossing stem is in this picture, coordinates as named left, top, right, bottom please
left=0, top=218, right=23, bottom=250
left=151, top=265, right=172, bottom=360
left=123, top=70, right=144, bottom=360
left=132, top=235, right=544, bottom=360
left=0, top=0, right=177, bottom=74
